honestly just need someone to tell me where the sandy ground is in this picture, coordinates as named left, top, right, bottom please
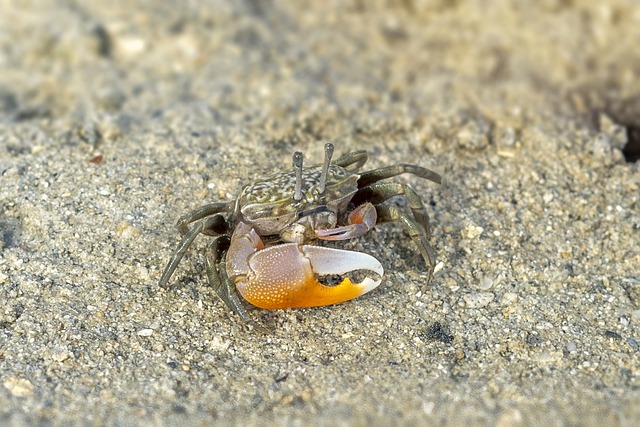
left=1, top=1, right=640, bottom=425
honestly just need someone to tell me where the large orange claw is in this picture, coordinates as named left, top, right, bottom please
left=233, top=243, right=383, bottom=310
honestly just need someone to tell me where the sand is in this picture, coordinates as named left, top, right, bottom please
left=1, top=1, right=639, bottom=425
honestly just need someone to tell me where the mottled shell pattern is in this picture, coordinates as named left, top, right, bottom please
left=237, top=164, right=359, bottom=241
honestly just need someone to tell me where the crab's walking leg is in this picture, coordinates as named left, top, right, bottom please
left=353, top=182, right=432, bottom=237
left=204, top=236, right=260, bottom=327
left=159, top=201, right=232, bottom=288
left=357, top=164, right=441, bottom=189
left=375, top=204, right=436, bottom=281
left=176, top=201, right=231, bottom=235
left=333, top=149, right=368, bottom=170
left=159, top=215, right=227, bottom=288
left=316, top=202, right=377, bottom=240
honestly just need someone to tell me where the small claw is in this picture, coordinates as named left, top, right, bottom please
left=234, top=243, right=383, bottom=309
left=315, top=223, right=369, bottom=240
left=316, top=202, right=377, bottom=241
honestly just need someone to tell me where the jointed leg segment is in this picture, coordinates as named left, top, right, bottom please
left=357, top=164, right=441, bottom=188
left=333, top=150, right=368, bottom=170
left=353, top=182, right=432, bottom=237
left=204, top=236, right=258, bottom=326
left=159, top=201, right=232, bottom=288
left=176, top=202, right=231, bottom=234
left=348, top=162, right=440, bottom=277
left=375, top=204, right=436, bottom=281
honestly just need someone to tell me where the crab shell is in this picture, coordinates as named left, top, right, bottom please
left=237, top=164, right=359, bottom=242
left=226, top=222, right=384, bottom=309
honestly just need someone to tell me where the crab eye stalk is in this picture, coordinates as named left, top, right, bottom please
left=293, top=151, right=304, bottom=201
left=318, top=142, right=334, bottom=194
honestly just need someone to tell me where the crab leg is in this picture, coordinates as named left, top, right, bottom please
left=159, top=215, right=226, bottom=288
left=315, top=202, right=377, bottom=241
left=227, top=222, right=383, bottom=309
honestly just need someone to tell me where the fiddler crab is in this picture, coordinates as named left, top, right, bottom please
left=159, top=143, right=441, bottom=325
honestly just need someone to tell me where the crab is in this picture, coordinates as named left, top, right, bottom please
left=159, top=143, right=441, bottom=324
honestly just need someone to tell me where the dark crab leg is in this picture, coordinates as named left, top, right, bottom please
left=316, top=202, right=377, bottom=240
left=204, top=236, right=261, bottom=327
left=352, top=182, right=432, bottom=237
left=159, top=215, right=228, bottom=288
left=375, top=204, right=436, bottom=281
left=333, top=149, right=368, bottom=170
left=357, top=164, right=441, bottom=189
left=176, top=201, right=232, bottom=234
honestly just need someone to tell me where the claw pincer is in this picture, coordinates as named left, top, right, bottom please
left=226, top=222, right=384, bottom=309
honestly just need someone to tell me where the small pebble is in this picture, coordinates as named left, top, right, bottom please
left=51, top=346, right=71, bottom=362
left=117, top=222, right=142, bottom=239
left=3, top=377, right=33, bottom=397
left=501, top=292, right=518, bottom=305
left=461, top=223, right=484, bottom=240
left=422, top=401, right=435, bottom=415
left=464, top=292, right=494, bottom=308
left=598, top=113, right=627, bottom=149
left=543, top=193, right=554, bottom=204
left=478, top=276, right=494, bottom=290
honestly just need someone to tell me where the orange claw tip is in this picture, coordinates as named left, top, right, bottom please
left=235, top=244, right=384, bottom=310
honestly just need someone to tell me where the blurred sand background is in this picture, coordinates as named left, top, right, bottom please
left=1, top=1, right=639, bottom=425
